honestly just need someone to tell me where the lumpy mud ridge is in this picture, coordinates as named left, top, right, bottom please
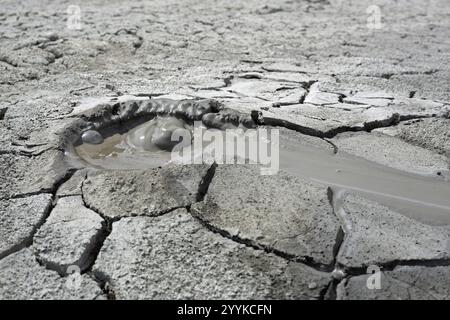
left=1, top=0, right=450, bottom=301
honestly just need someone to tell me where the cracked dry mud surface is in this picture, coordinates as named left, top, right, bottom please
left=1, top=0, right=450, bottom=300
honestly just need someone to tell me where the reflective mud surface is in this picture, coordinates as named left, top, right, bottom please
left=68, top=116, right=450, bottom=226
left=71, top=116, right=195, bottom=169
left=280, top=144, right=450, bottom=226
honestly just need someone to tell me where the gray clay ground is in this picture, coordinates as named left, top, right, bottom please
left=1, top=0, right=450, bottom=300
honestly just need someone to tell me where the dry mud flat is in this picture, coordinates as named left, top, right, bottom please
left=1, top=0, right=450, bottom=300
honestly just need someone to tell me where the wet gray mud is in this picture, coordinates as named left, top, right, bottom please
left=68, top=101, right=450, bottom=226
left=70, top=116, right=191, bottom=169
left=280, top=143, right=450, bottom=226
left=67, top=98, right=255, bottom=169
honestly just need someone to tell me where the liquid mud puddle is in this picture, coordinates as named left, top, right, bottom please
left=66, top=108, right=450, bottom=226
left=279, top=143, right=450, bottom=226
left=70, top=116, right=195, bottom=169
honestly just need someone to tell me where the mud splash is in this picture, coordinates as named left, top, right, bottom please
left=66, top=98, right=254, bottom=169
left=71, top=116, right=195, bottom=169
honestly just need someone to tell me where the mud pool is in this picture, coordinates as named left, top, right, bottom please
left=67, top=115, right=450, bottom=226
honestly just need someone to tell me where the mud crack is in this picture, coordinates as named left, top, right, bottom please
left=189, top=163, right=337, bottom=274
